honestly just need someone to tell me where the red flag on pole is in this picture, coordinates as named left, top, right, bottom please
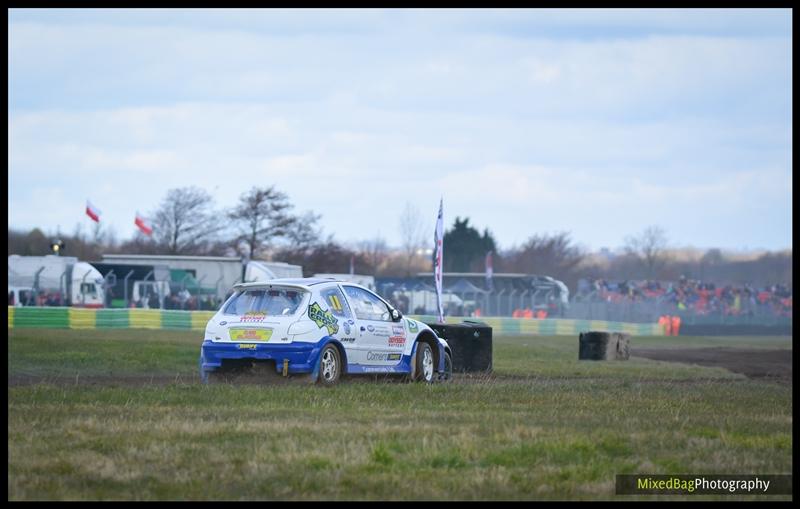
left=135, top=212, right=153, bottom=236
left=85, top=200, right=101, bottom=222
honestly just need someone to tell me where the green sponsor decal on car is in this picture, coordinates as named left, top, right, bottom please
left=308, top=302, right=339, bottom=335
left=406, top=318, right=419, bottom=333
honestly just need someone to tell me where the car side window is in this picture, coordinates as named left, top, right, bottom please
left=343, top=286, right=391, bottom=322
left=320, top=287, right=352, bottom=319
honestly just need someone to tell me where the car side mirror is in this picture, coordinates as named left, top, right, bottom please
left=391, top=308, right=402, bottom=321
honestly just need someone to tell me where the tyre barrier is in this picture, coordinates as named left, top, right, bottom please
left=578, top=331, right=630, bottom=361
left=425, top=320, right=493, bottom=373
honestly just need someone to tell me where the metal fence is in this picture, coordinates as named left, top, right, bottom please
left=386, top=287, right=791, bottom=328
left=389, top=288, right=567, bottom=318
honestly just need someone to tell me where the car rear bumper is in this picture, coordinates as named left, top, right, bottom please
left=199, top=340, right=321, bottom=376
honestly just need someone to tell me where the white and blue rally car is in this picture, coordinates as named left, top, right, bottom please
left=199, top=278, right=452, bottom=385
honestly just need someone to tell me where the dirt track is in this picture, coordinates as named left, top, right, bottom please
left=633, top=347, right=792, bottom=382
left=9, top=348, right=792, bottom=387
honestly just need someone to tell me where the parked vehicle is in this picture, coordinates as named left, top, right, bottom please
left=7, top=255, right=105, bottom=307
left=8, top=286, right=36, bottom=307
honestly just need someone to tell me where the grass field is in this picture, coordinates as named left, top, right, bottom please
left=7, top=328, right=793, bottom=500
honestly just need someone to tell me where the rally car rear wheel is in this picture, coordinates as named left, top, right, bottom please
left=317, top=344, right=342, bottom=386
left=414, top=342, right=435, bottom=383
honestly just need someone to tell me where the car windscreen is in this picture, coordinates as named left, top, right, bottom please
left=223, top=288, right=307, bottom=317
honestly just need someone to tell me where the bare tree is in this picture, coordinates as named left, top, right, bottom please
left=399, top=202, right=427, bottom=276
left=68, top=222, right=98, bottom=260
left=274, top=236, right=352, bottom=277
left=699, top=248, right=723, bottom=280
left=503, top=232, right=585, bottom=291
left=71, top=223, right=86, bottom=246
left=358, top=233, right=388, bottom=274
left=282, top=211, right=322, bottom=256
left=624, top=226, right=668, bottom=279
left=104, top=225, right=118, bottom=250
left=90, top=221, right=109, bottom=246
left=115, top=232, right=161, bottom=255
left=228, top=186, right=297, bottom=259
left=152, top=187, right=221, bottom=254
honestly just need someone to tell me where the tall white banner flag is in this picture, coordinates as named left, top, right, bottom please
left=434, top=198, right=445, bottom=323
left=485, top=250, right=494, bottom=292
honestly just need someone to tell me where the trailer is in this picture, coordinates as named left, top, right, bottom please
left=8, top=255, right=105, bottom=307
left=97, top=254, right=303, bottom=303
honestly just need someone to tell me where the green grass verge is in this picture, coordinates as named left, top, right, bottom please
left=8, top=328, right=793, bottom=500
left=9, top=328, right=791, bottom=379
left=8, top=328, right=201, bottom=377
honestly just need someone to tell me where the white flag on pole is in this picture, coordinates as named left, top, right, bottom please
left=434, top=198, right=445, bottom=323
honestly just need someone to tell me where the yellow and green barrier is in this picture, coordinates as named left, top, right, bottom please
left=7, top=307, right=664, bottom=336
left=410, top=315, right=663, bottom=336
left=8, top=307, right=207, bottom=331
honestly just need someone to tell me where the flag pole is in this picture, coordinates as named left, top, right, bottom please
left=434, top=197, right=444, bottom=323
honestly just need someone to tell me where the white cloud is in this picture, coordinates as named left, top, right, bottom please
left=7, top=10, right=792, bottom=250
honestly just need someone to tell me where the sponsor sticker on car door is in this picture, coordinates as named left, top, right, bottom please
left=389, top=325, right=406, bottom=348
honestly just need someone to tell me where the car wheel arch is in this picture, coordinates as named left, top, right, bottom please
left=413, top=331, right=440, bottom=378
left=323, top=337, right=349, bottom=375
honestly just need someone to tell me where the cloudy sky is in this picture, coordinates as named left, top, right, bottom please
left=8, top=8, right=792, bottom=252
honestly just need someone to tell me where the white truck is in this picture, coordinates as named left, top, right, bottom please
left=247, top=260, right=304, bottom=282
left=8, top=255, right=105, bottom=307
left=132, top=280, right=171, bottom=309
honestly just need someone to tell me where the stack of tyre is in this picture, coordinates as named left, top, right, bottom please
left=578, top=332, right=630, bottom=361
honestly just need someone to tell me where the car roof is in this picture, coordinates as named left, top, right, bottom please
left=233, top=277, right=344, bottom=291
left=271, top=277, right=343, bottom=286
left=231, top=279, right=394, bottom=307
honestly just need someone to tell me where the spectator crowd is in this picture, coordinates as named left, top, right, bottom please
left=576, top=276, right=792, bottom=318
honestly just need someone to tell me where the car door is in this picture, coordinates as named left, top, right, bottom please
left=341, top=285, right=407, bottom=366
left=317, top=284, right=356, bottom=346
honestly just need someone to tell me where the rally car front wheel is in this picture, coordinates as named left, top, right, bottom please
left=414, top=342, right=435, bottom=383
left=317, top=344, right=342, bottom=386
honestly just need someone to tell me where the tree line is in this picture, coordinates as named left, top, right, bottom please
left=7, top=185, right=792, bottom=287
